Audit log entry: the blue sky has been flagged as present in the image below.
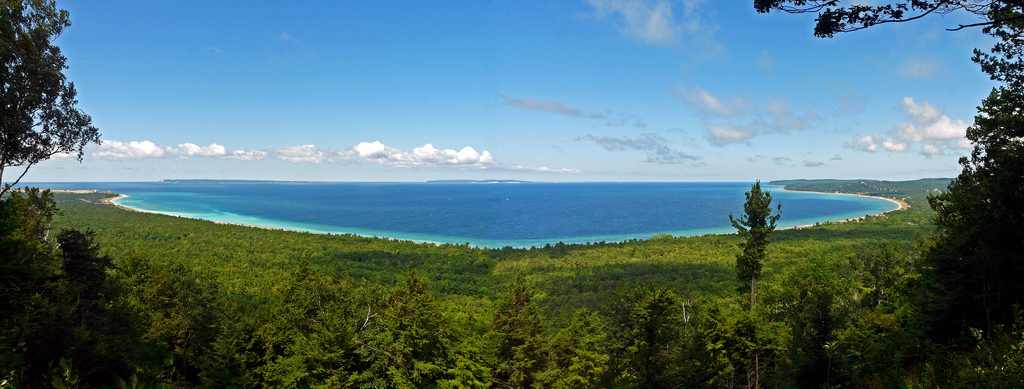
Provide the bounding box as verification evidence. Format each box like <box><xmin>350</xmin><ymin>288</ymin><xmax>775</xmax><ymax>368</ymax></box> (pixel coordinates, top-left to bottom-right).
<box><xmin>28</xmin><ymin>0</ymin><xmax>995</xmax><ymax>182</ymax></box>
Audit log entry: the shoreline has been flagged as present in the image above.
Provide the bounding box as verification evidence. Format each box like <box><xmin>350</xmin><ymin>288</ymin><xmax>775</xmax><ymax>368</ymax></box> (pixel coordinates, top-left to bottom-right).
<box><xmin>772</xmin><ymin>187</ymin><xmax>908</xmax><ymax>231</ymax></box>
<box><xmin>93</xmin><ymin>187</ymin><xmax>911</xmax><ymax>248</ymax></box>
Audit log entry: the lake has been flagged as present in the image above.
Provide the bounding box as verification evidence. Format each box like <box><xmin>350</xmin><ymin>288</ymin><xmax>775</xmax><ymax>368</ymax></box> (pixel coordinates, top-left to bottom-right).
<box><xmin>30</xmin><ymin>181</ymin><xmax>899</xmax><ymax>248</ymax></box>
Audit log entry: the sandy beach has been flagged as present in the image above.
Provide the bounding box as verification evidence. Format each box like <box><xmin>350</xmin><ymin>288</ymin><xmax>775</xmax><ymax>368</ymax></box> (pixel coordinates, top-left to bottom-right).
<box><xmin>775</xmin><ymin>188</ymin><xmax>909</xmax><ymax>231</ymax></box>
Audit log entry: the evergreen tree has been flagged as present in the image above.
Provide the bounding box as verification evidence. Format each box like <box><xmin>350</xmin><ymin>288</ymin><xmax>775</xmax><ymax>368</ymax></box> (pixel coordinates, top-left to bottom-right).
<box><xmin>492</xmin><ymin>279</ymin><xmax>546</xmax><ymax>389</ymax></box>
<box><xmin>536</xmin><ymin>309</ymin><xmax>610</xmax><ymax>389</ymax></box>
<box><xmin>0</xmin><ymin>189</ymin><xmax>58</xmax><ymax>383</ymax></box>
<box><xmin>753</xmin><ymin>0</ymin><xmax>1024</xmax><ymax>345</ymax></box>
<box><xmin>612</xmin><ymin>288</ymin><xmax>686</xmax><ymax>388</ymax></box>
<box><xmin>729</xmin><ymin>181</ymin><xmax>780</xmax><ymax>309</ymax></box>
<box><xmin>257</xmin><ymin>264</ymin><xmax>359</xmax><ymax>387</ymax></box>
<box><xmin>1</xmin><ymin>197</ymin><xmax>144</xmax><ymax>387</ymax></box>
<box><xmin>925</xmin><ymin>85</ymin><xmax>1024</xmax><ymax>340</ymax></box>
<box><xmin>352</xmin><ymin>275</ymin><xmax>454</xmax><ymax>388</ymax></box>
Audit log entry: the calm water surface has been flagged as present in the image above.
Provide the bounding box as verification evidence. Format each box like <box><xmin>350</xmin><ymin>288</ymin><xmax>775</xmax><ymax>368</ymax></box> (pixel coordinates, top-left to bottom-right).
<box><xmin>31</xmin><ymin>181</ymin><xmax>898</xmax><ymax>248</ymax></box>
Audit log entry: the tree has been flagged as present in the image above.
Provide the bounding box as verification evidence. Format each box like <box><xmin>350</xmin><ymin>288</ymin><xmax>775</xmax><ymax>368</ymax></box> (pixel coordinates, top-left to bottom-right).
<box><xmin>235</xmin><ymin>263</ymin><xmax>358</xmax><ymax>387</ymax></box>
<box><xmin>612</xmin><ymin>288</ymin><xmax>687</xmax><ymax>388</ymax></box>
<box><xmin>1</xmin><ymin>0</ymin><xmax>100</xmax><ymax>196</ymax></box>
<box><xmin>1</xmin><ymin>197</ymin><xmax>144</xmax><ymax>387</ymax></box>
<box><xmin>351</xmin><ymin>275</ymin><xmax>454</xmax><ymax>388</ymax></box>
<box><xmin>754</xmin><ymin>1</ymin><xmax>1024</xmax><ymax>37</ymax></box>
<box><xmin>924</xmin><ymin>87</ymin><xmax>1024</xmax><ymax>340</ymax></box>
<box><xmin>492</xmin><ymin>279</ymin><xmax>546</xmax><ymax>389</ymax></box>
<box><xmin>535</xmin><ymin>309</ymin><xmax>610</xmax><ymax>389</ymax></box>
<box><xmin>754</xmin><ymin>0</ymin><xmax>1024</xmax><ymax>343</ymax></box>
<box><xmin>704</xmin><ymin>309</ymin><xmax>788</xmax><ymax>389</ymax></box>
<box><xmin>44</xmin><ymin>229</ymin><xmax>138</xmax><ymax>386</ymax></box>
<box><xmin>729</xmin><ymin>180</ymin><xmax>780</xmax><ymax>309</ymax></box>
<box><xmin>0</xmin><ymin>189</ymin><xmax>58</xmax><ymax>380</ymax></box>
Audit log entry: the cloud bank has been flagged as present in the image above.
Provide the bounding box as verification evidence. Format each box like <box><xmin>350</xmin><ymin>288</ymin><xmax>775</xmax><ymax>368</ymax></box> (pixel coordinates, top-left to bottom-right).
<box><xmin>94</xmin><ymin>140</ymin><xmax>168</xmax><ymax>159</ymax></box>
<box><xmin>847</xmin><ymin>97</ymin><xmax>971</xmax><ymax>157</ymax></box>
<box><xmin>342</xmin><ymin>141</ymin><xmax>495</xmax><ymax>167</ymax></box>
<box><xmin>85</xmin><ymin>139</ymin><xmax>574</xmax><ymax>174</ymax></box>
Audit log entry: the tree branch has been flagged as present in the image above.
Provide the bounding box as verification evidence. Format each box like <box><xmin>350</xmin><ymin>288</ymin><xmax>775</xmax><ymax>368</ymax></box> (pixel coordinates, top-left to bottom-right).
<box><xmin>1</xmin><ymin>162</ymin><xmax>34</xmax><ymax>198</ymax></box>
<box><xmin>840</xmin><ymin>1</ymin><xmax>952</xmax><ymax>33</ymax></box>
<box><xmin>947</xmin><ymin>14</ymin><xmax>1024</xmax><ymax>31</ymax></box>
<box><xmin>0</xmin><ymin>155</ymin><xmax>6</xmax><ymax>191</ymax></box>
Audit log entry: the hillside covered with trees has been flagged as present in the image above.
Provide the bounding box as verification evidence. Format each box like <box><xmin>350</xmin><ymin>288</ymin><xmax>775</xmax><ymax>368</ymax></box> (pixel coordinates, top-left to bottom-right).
<box><xmin>3</xmin><ymin>0</ymin><xmax>1024</xmax><ymax>387</ymax></box>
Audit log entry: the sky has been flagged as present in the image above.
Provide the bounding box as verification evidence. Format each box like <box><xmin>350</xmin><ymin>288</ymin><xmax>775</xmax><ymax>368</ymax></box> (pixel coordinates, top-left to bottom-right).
<box><xmin>26</xmin><ymin>0</ymin><xmax>997</xmax><ymax>182</ymax></box>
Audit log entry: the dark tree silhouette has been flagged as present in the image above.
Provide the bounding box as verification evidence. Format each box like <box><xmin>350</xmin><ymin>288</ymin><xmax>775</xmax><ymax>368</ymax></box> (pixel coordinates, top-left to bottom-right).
<box><xmin>1</xmin><ymin>0</ymin><xmax>100</xmax><ymax>196</ymax></box>
<box><xmin>754</xmin><ymin>1</ymin><xmax>1023</xmax><ymax>36</ymax></box>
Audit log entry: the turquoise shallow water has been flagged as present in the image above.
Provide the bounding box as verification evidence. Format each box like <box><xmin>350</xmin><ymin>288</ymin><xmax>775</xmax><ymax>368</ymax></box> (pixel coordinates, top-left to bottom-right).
<box><xmin>34</xmin><ymin>181</ymin><xmax>899</xmax><ymax>248</ymax></box>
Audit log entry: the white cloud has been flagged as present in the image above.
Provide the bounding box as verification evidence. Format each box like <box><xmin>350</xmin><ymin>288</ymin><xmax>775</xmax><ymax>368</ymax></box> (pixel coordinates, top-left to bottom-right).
<box><xmin>585</xmin><ymin>0</ymin><xmax>678</xmax><ymax>44</ymax></box>
<box><xmin>83</xmin><ymin>139</ymin><xmax>571</xmax><ymax>174</ymax></box>
<box><xmin>354</xmin><ymin>141</ymin><xmax>402</xmax><ymax>161</ymax></box>
<box><xmin>94</xmin><ymin>140</ymin><xmax>167</xmax><ymax>159</ymax></box>
<box><xmin>172</xmin><ymin>143</ymin><xmax>227</xmax><ymax>157</ymax></box>
<box><xmin>706</xmin><ymin>125</ymin><xmax>754</xmax><ymax>146</ymax></box>
<box><xmin>225</xmin><ymin>149</ymin><xmax>268</xmax><ymax>161</ymax></box>
<box><xmin>898</xmin><ymin>58</ymin><xmax>940</xmax><ymax>79</ymax></box>
<box><xmin>344</xmin><ymin>141</ymin><xmax>496</xmax><ymax>167</ymax></box>
<box><xmin>881</xmin><ymin>139</ymin><xmax>908</xmax><ymax>152</ymax></box>
<box><xmin>275</xmin><ymin>144</ymin><xmax>325</xmax><ymax>163</ymax></box>
<box><xmin>509</xmin><ymin>165</ymin><xmax>582</xmax><ymax>174</ymax></box>
<box><xmin>93</xmin><ymin>140</ymin><xmax>272</xmax><ymax>161</ymax></box>
<box><xmin>848</xmin><ymin>97</ymin><xmax>971</xmax><ymax>157</ymax></box>
<box><xmin>898</xmin><ymin>97</ymin><xmax>968</xmax><ymax>141</ymax></box>
<box><xmin>847</xmin><ymin>135</ymin><xmax>879</xmax><ymax>152</ymax></box>
<box><xmin>849</xmin><ymin>135</ymin><xmax>905</xmax><ymax>153</ymax></box>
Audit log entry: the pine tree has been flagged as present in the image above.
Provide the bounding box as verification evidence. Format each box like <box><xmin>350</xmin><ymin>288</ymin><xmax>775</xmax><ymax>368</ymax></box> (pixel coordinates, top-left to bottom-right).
<box><xmin>492</xmin><ymin>280</ymin><xmax>546</xmax><ymax>389</ymax></box>
<box><xmin>729</xmin><ymin>180</ymin><xmax>780</xmax><ymax>309</ymax></box>
<box><xmin>536</xmin><ymin>309</ymin><xmax>610</xmax><ymax>389</ymax></box>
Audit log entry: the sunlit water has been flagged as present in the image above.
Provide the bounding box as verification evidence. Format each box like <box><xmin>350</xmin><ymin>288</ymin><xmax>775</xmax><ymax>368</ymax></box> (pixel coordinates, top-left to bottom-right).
<box><xmin>32</xmin><ymin>181</ymin><xmax>898</xmax><ymax>248</ymax></box>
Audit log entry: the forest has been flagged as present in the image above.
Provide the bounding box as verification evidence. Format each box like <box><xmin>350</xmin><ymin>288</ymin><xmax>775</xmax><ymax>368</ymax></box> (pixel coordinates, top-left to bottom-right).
<box><xmin>0</xmin><ymin>178</ymin><xmax>1016</xmax><ymax>387</ymax></box>
<box><xmin>3</xmin><ymin>0</ymin><xmax>1024</xmax><ymax>388</ymax></box>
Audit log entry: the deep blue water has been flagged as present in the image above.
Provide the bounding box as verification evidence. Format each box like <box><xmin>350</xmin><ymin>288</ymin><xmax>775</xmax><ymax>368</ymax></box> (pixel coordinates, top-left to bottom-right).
<box><xmin>30</xmin><ymin>181</ymin><xmax>898</xmax><ymax>248</ymax></box>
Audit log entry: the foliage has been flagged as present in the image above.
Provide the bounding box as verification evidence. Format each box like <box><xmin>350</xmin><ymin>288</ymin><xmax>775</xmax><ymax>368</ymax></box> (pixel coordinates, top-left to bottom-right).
<box><xmin>0</xmin><ymin>191</ymin><xmax>147</xmax><ymax>387</ymax></box>
<box><xmin>0</xmin><ymin>0</ymin><xmax>100</xmax><ymax>195</ymax></box>
<box><xmin>535</xmin><ymin>309</ymin><xmax>609</xmax><ymax>389</ymax></box>
<box><xmin>0</xmin><ymin>178</ymin><xmax>990</xmax><ymax>387</ymax></box>
<box><xmin>491</xmin><ymin>279</ymin><xmax>546</xmax><ymax>389</ymax></box>
<box><xmin>729</xmin><ymin>181</ymin><xmax>780</xmax><ymax>308</ymax></box>
<box><xmin>758</xmin><ymin>1</ymin><xmax>1024</xmax><ymax>384</ymax></box>
<box><xmin>923</xmin><ymin>86</ymin><xmax>1024</xmax><ymax>341</ymax></box>
<box><xmin>754</xmin><ymin>1</ymin><xmax>1021</xmax><ymax>38</ymax></box>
